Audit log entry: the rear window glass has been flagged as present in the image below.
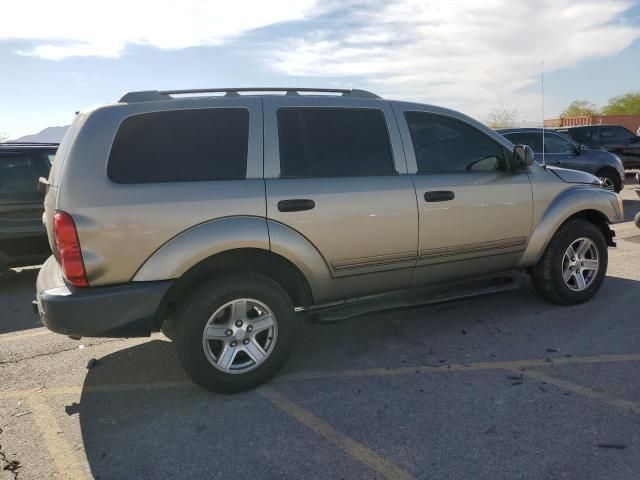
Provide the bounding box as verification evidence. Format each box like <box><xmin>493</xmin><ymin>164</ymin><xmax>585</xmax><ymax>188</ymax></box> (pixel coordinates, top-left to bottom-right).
<box><xmin>277</xmin><ymin>108</ymin><xmax>395</xmax><ymax>177</ymax></box>
<box><xmin>108</xmin><ymin>108</ymin><xmax>249</xmax><ymax>183</ymax></box>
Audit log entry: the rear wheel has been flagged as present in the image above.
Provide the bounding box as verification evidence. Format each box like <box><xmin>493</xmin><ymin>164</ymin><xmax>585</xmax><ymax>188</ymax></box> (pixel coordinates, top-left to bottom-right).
<box><xmin>174</xmin><ymin>272</ymin><xmax>296</xmax><ymax>393</ymax></box>
<box><xmin>531</xmin><ymin>219</ymin><xmax>607</xmax><ymax>305</ymax></box>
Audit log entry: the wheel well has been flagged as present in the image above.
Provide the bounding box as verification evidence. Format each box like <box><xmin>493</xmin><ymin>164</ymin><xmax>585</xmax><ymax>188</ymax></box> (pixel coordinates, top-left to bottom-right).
<box><xmin>595</xmin><ymin>166</ymin><xmax>618</xmax><ymax>177</ymax></box>
<box><xmin>563</xmin><ymin>210</ymin><xmax>615</xmax><ymax>247</ymax></box>
<box><xmin>156</xmin><ymin>248</ymin><xmax>313</xmax><ymax>330</ymax></box>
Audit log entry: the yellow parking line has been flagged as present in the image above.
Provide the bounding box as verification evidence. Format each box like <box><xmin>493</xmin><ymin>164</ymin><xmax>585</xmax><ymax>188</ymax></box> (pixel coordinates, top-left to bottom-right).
<box><xmin>0</xmin><ymin>381</ymin><xmax>195</xmax><ymax>400</ymax></box>
<box><xmin>517</xmin><ymin>369</ymin><xmax>640</xmax><ymax>415</ymax></box>
<box><xmin>2</xmin><ymin>353</ymin><xmax>640</xmax><ymax>400</ymax></box>
<box><xmin>259</xmin><ymin>386</ymin><xmax>415</xmax><ymax>480</ymax></box>
<box><xmin>0</xmin><ymin>329</ymin><xmax>51</xmax><ymax>343</ymax></box>
<box><xmin>279</xmin><ymin>353</ymin><xmax>640</xmax><ymax>382</ymax></box>
<box><xmin>27</xmin><ymin>395</ymin><xmax>89</xmax><ymax>480</ymax></box>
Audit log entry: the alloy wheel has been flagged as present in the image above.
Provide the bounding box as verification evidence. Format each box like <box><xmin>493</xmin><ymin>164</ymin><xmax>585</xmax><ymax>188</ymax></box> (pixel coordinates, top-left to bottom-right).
<box><xmin>201</xmin><ymin>298</ymin><xmax>278</xmax><ymax>374</ymax></box>
<box><xmin>598</xmin><ymin>176</ymin><xmax>615</xmax><ymax>191</ymax></box>
<box><xmin>561</xmin><ymin>237</ymin><xmax>599</xmax><ymax>292</ymax></box>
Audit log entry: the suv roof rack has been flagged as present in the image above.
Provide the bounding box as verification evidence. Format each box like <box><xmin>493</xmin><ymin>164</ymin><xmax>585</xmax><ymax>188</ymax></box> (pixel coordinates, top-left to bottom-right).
<box><xmin>119</xmin><ymin>87</ymin><xmax>381</xmax><ymax>103</ymax></box>
<box><xmin>0</xmin><ymin>142</ymin><xmax>59</xmax><ymax>146</ymax></box>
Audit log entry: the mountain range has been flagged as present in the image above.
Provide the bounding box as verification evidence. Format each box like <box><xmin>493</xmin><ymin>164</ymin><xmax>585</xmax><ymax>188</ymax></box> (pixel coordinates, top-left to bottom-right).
<box><xmin>9</xmin><ymin>126</ymin><xmax>69</xmax><ymax>143</ymax></box>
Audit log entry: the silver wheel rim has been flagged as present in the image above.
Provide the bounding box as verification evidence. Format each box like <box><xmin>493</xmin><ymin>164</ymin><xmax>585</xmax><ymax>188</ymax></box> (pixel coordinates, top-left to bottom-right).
<box><xmin>599</xmin><ymin>176</ymin><xmax>615</xmax><ymax>191</ymax></box>
<box><xmin>562</xmin><ymin>237</ymin><xmax>599</xmax><ymax>292</ymax></box>
<box><xmin>202</xmin><ymin>298</ymin><xmax>278</xmax><ymax>375</ymax></box>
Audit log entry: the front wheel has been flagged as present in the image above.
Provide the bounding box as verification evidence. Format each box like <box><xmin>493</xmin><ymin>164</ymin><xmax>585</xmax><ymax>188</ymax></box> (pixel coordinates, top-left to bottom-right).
<box><xmin>174</xmin><ymin>273</ymin><xmax>296</xmax><ymax>393</ymax></box>
<box><xmin>597</xmin><ymin>170</ymin><xmax>621</xmax><ymax>193</ymax></box>
<box><xmin>530</xmin><ymin>219</ymin><xmax>608</xmax><ymax>305</ymax></box>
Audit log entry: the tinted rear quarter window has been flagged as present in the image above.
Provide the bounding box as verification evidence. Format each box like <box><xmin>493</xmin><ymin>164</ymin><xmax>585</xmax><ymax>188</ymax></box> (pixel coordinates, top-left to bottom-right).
<box><xmin>277</xmin><ymin>108</ymin><xmax>395</xmax><ymax>177</ymax></box>
<box><xmin>566</xmin><ymin>128</ymin><xmax>590</xmax><ymax>144</ymax></box>
<box><xmin>108</xmin><ymin>108</ymin><xmax>249</xmax><ymax>183</ymax></box>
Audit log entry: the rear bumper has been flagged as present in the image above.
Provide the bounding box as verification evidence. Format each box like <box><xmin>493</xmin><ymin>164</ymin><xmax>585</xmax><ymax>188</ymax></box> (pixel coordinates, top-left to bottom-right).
<box><xmin>35</xmin><ymin>256</ymin><xmax>172</xmax><ymax>338</ymax></box>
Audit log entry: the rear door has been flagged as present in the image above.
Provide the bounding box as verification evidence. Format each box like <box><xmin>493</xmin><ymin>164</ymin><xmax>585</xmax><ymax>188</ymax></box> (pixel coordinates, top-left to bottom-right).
<box><xmin>264</xmin><ymin>96</ymin><xmax>418</xmax><ymax>301</ymax></box>
<box><xmin>605</xmin><ymin>126</ymin><xmax>640</xmax><ymax>168</ymax></box>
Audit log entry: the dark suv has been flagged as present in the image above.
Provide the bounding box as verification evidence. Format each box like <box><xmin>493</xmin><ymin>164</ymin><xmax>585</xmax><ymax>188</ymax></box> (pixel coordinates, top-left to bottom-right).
<box><xmin>555</xmin><ymin>125</ymin><xmax>640</xmax><ymax>170</ymax></box>
<box><xmin>499</xmin><ymin>128</ymin><xmax>625</xmax><ymax>192</ymax></box>
<box><xmin>0</xmin><ymin>142</ymin><xmax>56</xmax><ymax>273</ymax></box>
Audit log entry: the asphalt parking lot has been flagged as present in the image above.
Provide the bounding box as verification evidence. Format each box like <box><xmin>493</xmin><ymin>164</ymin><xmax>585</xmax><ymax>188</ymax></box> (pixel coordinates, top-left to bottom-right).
<box><xmin>1</xmin><ymin>180</ymin><xmax>639</xmax><ymax>480</ymax></box>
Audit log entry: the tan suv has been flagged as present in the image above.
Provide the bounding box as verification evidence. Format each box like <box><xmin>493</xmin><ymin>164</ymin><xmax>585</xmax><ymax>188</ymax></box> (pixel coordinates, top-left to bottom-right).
<box><xmin>35</xmin><ymin>87</ymin><xmax>623</xmax><ymax>393</ymax></box>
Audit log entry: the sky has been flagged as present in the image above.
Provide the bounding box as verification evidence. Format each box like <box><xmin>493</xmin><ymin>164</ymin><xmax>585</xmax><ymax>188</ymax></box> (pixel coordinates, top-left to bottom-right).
<box><xmin>1</xmin><ymin>0</ymin><xmax>639</xmax><ymax>139</ymax></box>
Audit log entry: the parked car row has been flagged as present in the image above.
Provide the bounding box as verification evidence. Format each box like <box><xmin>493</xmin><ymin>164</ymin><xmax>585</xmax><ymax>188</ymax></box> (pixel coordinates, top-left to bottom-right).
<box><xmin>0</xmin><ymin>142</ymin><xmax>56</xmax><ymax>273</ymax></box>
<box><xmin>498</xmin><ymin>128</ymin><xmax>626</xmax><ymax>192</ymax></box>
<box><xmin>556</xmin><ymin>125</ymin><xmax>640</xmax><ymax>170</ymax></box>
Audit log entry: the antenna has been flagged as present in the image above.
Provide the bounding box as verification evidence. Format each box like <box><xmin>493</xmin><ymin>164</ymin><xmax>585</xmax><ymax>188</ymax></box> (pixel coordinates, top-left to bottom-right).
<box><xmin>541</xmin><ymin>60</ymin><xmax>546</xmax><ymax>168</ymax></box>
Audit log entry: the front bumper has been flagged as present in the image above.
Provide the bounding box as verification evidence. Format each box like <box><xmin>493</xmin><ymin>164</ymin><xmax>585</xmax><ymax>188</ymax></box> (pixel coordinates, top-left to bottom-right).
<box><xmin>35</xmin><ymin>256</ymin><xmax>172</xmax><ymax>338</ymax></box>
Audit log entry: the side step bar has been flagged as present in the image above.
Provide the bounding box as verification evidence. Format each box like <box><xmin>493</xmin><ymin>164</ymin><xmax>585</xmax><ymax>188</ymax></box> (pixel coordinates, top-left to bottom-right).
<box><xmin>304</xmin><ymin>272</ymin><xmax>523</xmax><ymax>323</ymax></box>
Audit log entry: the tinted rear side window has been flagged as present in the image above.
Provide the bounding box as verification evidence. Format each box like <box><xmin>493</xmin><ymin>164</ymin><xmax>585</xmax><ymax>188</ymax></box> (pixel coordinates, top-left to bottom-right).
<box><xmin>566</xmin><ymin>128</ymin><xmax>591</xmax><ymax>144</ymax></box>
<box><xmin>277</xmin><ymin>108</ymin><xmax>394</xmax><ymax>177</ymax></box>
<box><xmin>108</xmin><ymin>108</ymin><xmax>249</xmax><ymax>183</ymax></box>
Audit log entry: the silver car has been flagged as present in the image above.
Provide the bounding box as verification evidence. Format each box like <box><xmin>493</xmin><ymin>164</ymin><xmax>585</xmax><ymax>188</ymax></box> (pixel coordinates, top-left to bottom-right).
<box><xmin>35</xmin><ymin>87</ymin><xmax>624</xmax><ymax>393</ymax></box>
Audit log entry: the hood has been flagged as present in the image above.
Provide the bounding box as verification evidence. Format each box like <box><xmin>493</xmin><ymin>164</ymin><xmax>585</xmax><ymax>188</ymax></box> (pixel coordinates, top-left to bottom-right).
<box><xmin>546</xmin><ymin>166</ymin><xmax>602</xmax><ymax>187</ymax></box>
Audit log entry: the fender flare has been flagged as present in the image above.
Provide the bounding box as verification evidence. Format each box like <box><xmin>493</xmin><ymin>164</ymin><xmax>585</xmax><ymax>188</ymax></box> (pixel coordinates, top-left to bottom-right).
<box><xmin>519</xmin><ymin>186</ymin><xmax>623</xmax><ymax>267</ymax></box>
<box><xmin>266</xmin><ymin>220</ymin><xmax>334</xmax><ymax>303</ymax></box>
<box><xmin>132</xmin><ymin>216</ymin><xmax>334</xmax><ymax>303</ymax></box>
<box><xmin>133</xmin><ymin>216</ymin><xmax>270</xmax><ymax>281</ymax></box>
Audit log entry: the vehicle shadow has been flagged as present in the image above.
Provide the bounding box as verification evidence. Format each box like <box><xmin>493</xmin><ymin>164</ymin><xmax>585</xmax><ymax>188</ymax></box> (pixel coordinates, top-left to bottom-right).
<box><xmin>76</xmin><ymin>275</ymin><xmax>640</xmax><ymax>479</ymax></box>
<box><xmin>0</xmin><ymin>268</ymin><xmax>41</xmax><ymax>334</ymax></box>
<box><xmin>622</xmin><ymin>198</ymin><xmax>640</xmax><ymax>222</ymax></box>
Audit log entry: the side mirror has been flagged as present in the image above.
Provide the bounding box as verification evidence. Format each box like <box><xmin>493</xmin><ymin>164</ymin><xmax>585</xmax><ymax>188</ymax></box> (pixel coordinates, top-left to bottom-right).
<box><xmin>512</xmin><ymin>145</ymin><xmax>534</xmax><ymax>171</ymax></box>
<box><xmin>573</xmin><ymin>144</ymin><xmax>586</xmax><ymax>156</ymax></box>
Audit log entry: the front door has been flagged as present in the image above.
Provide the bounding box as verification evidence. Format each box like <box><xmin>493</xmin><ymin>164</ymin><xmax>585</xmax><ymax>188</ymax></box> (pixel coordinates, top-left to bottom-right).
<box><xmin>393</xmin><ymin>105</ymin><xmax>533</xmax><ymax>286</ymax></box>
<box><xmin>543</xmin><ymin>131</ymin><xmax>582</xmax><ymax>170</ymax></box>
<box><xmin>263</xmin><ymin>96</ymin><xmax>418</xmax><ymax>301</ymax></box>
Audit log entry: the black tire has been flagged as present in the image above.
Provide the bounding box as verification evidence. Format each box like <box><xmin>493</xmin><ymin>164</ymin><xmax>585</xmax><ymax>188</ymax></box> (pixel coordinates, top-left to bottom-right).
<box><xmin>174</xmin><ymin>272</ymin><xmax>296</xmax><ymax>393</ymax></box>
<box><xmin>530</xmin><ymin>219</ymin><xmax>608</xmax><ymax>305</ymax></box>
<box><xmin>596</xmin><ymin>169</ymin><xmax>622</xmax><ymax>193</ymax></box>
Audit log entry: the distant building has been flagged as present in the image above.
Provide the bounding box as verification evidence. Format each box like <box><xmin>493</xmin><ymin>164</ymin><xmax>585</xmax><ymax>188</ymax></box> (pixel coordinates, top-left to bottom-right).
<box><xmin>544</xmin><ymin>114</ymin><xmax>640</xmax><ymax>133</ymax></box>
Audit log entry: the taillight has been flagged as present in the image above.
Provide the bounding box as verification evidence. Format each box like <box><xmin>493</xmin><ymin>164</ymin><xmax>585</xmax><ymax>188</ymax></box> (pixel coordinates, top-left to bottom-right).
<box><xmin>53</xmin><ymin>211</ymin><xmax>88</xmax><ymax>287</ymax></box>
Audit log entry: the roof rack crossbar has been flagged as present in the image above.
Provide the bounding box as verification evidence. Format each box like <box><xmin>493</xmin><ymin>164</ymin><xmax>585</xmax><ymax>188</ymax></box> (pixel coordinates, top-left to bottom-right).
<box><xmin>119</xmin><ymin>87</ymin><xmax>381</xmax><ymax>103</ymax></box>
<box><xmin>0</xmin><ymin>142</ymin><xmax>60</xmax><ymax>146</ymax></box>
